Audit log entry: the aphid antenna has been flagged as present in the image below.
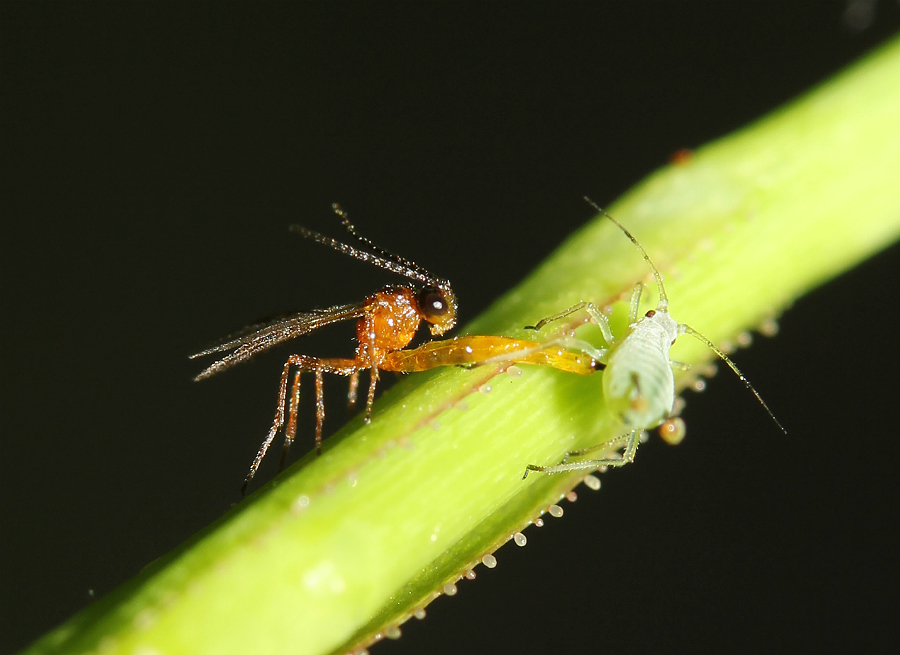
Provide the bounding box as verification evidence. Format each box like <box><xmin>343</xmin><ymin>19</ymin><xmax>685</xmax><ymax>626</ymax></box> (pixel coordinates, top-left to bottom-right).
<box><xmin>289</xmin><ymin>204</ymin><xmax>452</xmax><ymax>292</ymax></box>
<box><xmin>680</xmin><ymin>325</ymin><xmax>787</xmax><ymax>435</ymax></box>
<box><xmin>583</xmin><ymin>196</ymin><xmax>669</xmax><ymax>310</ymax></box>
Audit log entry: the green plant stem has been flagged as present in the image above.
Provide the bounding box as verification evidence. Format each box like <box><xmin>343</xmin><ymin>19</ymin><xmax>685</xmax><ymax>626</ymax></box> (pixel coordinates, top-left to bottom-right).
<box><xmin>25</xmin><ymin>36</ymin><xmax>900</xmax><ymax>655</ymax></box>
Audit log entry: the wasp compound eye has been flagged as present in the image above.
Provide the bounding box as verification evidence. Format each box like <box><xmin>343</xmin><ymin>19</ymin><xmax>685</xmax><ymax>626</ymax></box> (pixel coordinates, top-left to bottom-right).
<box><xmin>418</xmin><ymin>287</ymin><xmax>449</xmax><ymax>320</ymax></box>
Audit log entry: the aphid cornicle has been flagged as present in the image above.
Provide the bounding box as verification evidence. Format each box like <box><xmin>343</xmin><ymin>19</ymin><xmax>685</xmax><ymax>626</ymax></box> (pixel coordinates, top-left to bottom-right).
<box><xmin>523</xmin><ymin>197</ymin><xmax>786</xmax><ymax>478</ymax></box>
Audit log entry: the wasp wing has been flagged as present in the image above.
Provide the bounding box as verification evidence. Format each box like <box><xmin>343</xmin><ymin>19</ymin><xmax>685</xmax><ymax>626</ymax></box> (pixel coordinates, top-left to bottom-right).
<box><xmin>190</xmin><ymin>302</ymin><xmax>366</xmax><ymax>381</ymax></box>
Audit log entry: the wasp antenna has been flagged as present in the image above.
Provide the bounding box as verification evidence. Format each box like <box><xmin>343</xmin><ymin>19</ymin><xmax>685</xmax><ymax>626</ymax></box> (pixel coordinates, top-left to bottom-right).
<box><xmin>583</xmin><ymin>196</ymin><xmax>669</xmax><ymax>309</ymax></box>
<box><xmin>288</xmin><ymin>224</ymin><xmax>431</xmax><ymax>286</ymax></box>
<box><xmin>331</xmin><ymin>203</ymin><xmax>440</xmax><ymax>283</ymax></box>
<box><xmin>289</xmin><ymin>205</ymin><xmax>451</xmax><ymax>290</ymax></box>
<box><xmin>330</xmin><ymin>203</ymin><xmax>416</xmax><ymax>270</ymax></box>
<box><xmin>331</xmin><ymin>203</ymin><xmax>373</xmax><ymax>248</ymax></box>
<box><xmin>681</xmin><ymin>325</ymin><xmax>787</xmax><ymax>435</ymax></box>
<box><xmin>327</xmin><ymin>203</ymin><xmax>448</xmax><ymax>289</ymax></box>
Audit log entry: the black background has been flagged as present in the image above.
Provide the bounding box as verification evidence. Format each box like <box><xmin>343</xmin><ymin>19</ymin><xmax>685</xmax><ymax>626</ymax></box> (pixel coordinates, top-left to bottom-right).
<box><xmin>3</xmin><ymin>2</ymin><xmax>899</xmax><ymax>654</ymax></box>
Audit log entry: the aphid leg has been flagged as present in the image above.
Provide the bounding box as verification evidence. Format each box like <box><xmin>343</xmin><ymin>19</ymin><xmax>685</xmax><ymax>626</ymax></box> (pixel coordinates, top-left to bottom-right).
<box><xmin>553</xmin><ymin>337</ymin><xmax>606</xmax><ymax>362</ymax></box>
<box><xmin>314</xmin><ymin>369</ymin><xmax>325</xmax><ymax>454</ymax></box>
<box><xmin>529</xmin><ymin>301</ymin><xmax>615</xmax><ymax>347</ymax></box>
<box><xmin>560</xmin><ymin>429</ymin><xmax>640</xmax><ymax>464</ymax></box>
<box><xmin>627</xmin><ymin>282</ymin><xmax>643</xmax><ymax>323</ymax></box>
<box><xmin>525</xmin><ymin>302</ymin><xmax>587</xmax><ymax>331</ymax></box>
<box><xmin>522</xmin><ymin>429</ymin><xmax>641</xmax><ymax>479</ymax></box>
<box><xmin>527</xmin><ymin>303</ymin><xmax>585</xmax><ymax>331</ymax></box>
<box><xmin>279</xmin><ymin>369</ymin><xmax>302</xmax><ymax>471</ymax></box>
<box><xmin>347</xmin><ymin>371</ymin><xmax>360</xmax><ymax>411</ymax></box>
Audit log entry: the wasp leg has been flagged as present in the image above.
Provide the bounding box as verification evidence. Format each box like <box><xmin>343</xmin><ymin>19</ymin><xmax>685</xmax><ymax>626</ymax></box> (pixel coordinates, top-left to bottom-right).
<box><xmin>347</xmin><ymin>371</ymin><xmax>360</xmax><ymax>412</ymax></box>
<box><xmin>242</xmin><ymin>354</ymin><xmax>358</xmax><ymax>495</ymax></box>
<box><xmin>243</xmin><ymin>357</ymin><xmax>298</xmax><ymax>495</ymax></box>
<box><xmin>362</xmin><ymin>365</ymin><xmax>380</xmax><ymax>423</ymax></box>
<box><xmin>279</xmin><ymin>369</ymin><xmax>303</xmax><ymax>471</ymax></box>
<box><xmin>362</xmin><ymin>328</ymin><xmax>379</xmax><ymax>423</ymax></box>
<box><xmin>313</xmin><ymin>369</ymin><xmax>324</xmax><ymax>454</ymax></box>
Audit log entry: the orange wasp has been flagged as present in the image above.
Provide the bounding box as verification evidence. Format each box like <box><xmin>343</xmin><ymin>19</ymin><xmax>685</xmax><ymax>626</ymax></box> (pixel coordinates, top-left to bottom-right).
<box><xmin>192</xmin><ymin>204</ymin><xmax>598</xmax><ymax>491</ymax></box>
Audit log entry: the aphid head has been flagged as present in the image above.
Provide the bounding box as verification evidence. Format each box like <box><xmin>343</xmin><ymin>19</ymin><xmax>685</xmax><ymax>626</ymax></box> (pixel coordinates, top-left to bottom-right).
<box><xmin>641</xmin><ymin>305</ymin><xmax>680</xmax><ymax>344</ymax></box>
<box><xmin>418</xmin><ymin>282</ymin><xmax>458</xmax><ymax>335</ymax></box>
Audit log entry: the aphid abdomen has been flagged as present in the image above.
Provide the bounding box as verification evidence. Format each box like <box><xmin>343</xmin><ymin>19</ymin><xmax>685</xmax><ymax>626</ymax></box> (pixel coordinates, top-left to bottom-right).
<box><xmin>604</xmin><ymin>316</ymin><xmax>676</xmax><ymax>429</ymax></box>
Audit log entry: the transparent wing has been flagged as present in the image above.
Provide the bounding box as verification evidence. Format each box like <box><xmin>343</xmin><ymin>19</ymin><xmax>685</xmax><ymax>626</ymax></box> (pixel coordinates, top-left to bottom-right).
<box><xmin>190</xmin><ymin>301</ymin><xmax>366</xmax><ymax>380</ymax></box>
